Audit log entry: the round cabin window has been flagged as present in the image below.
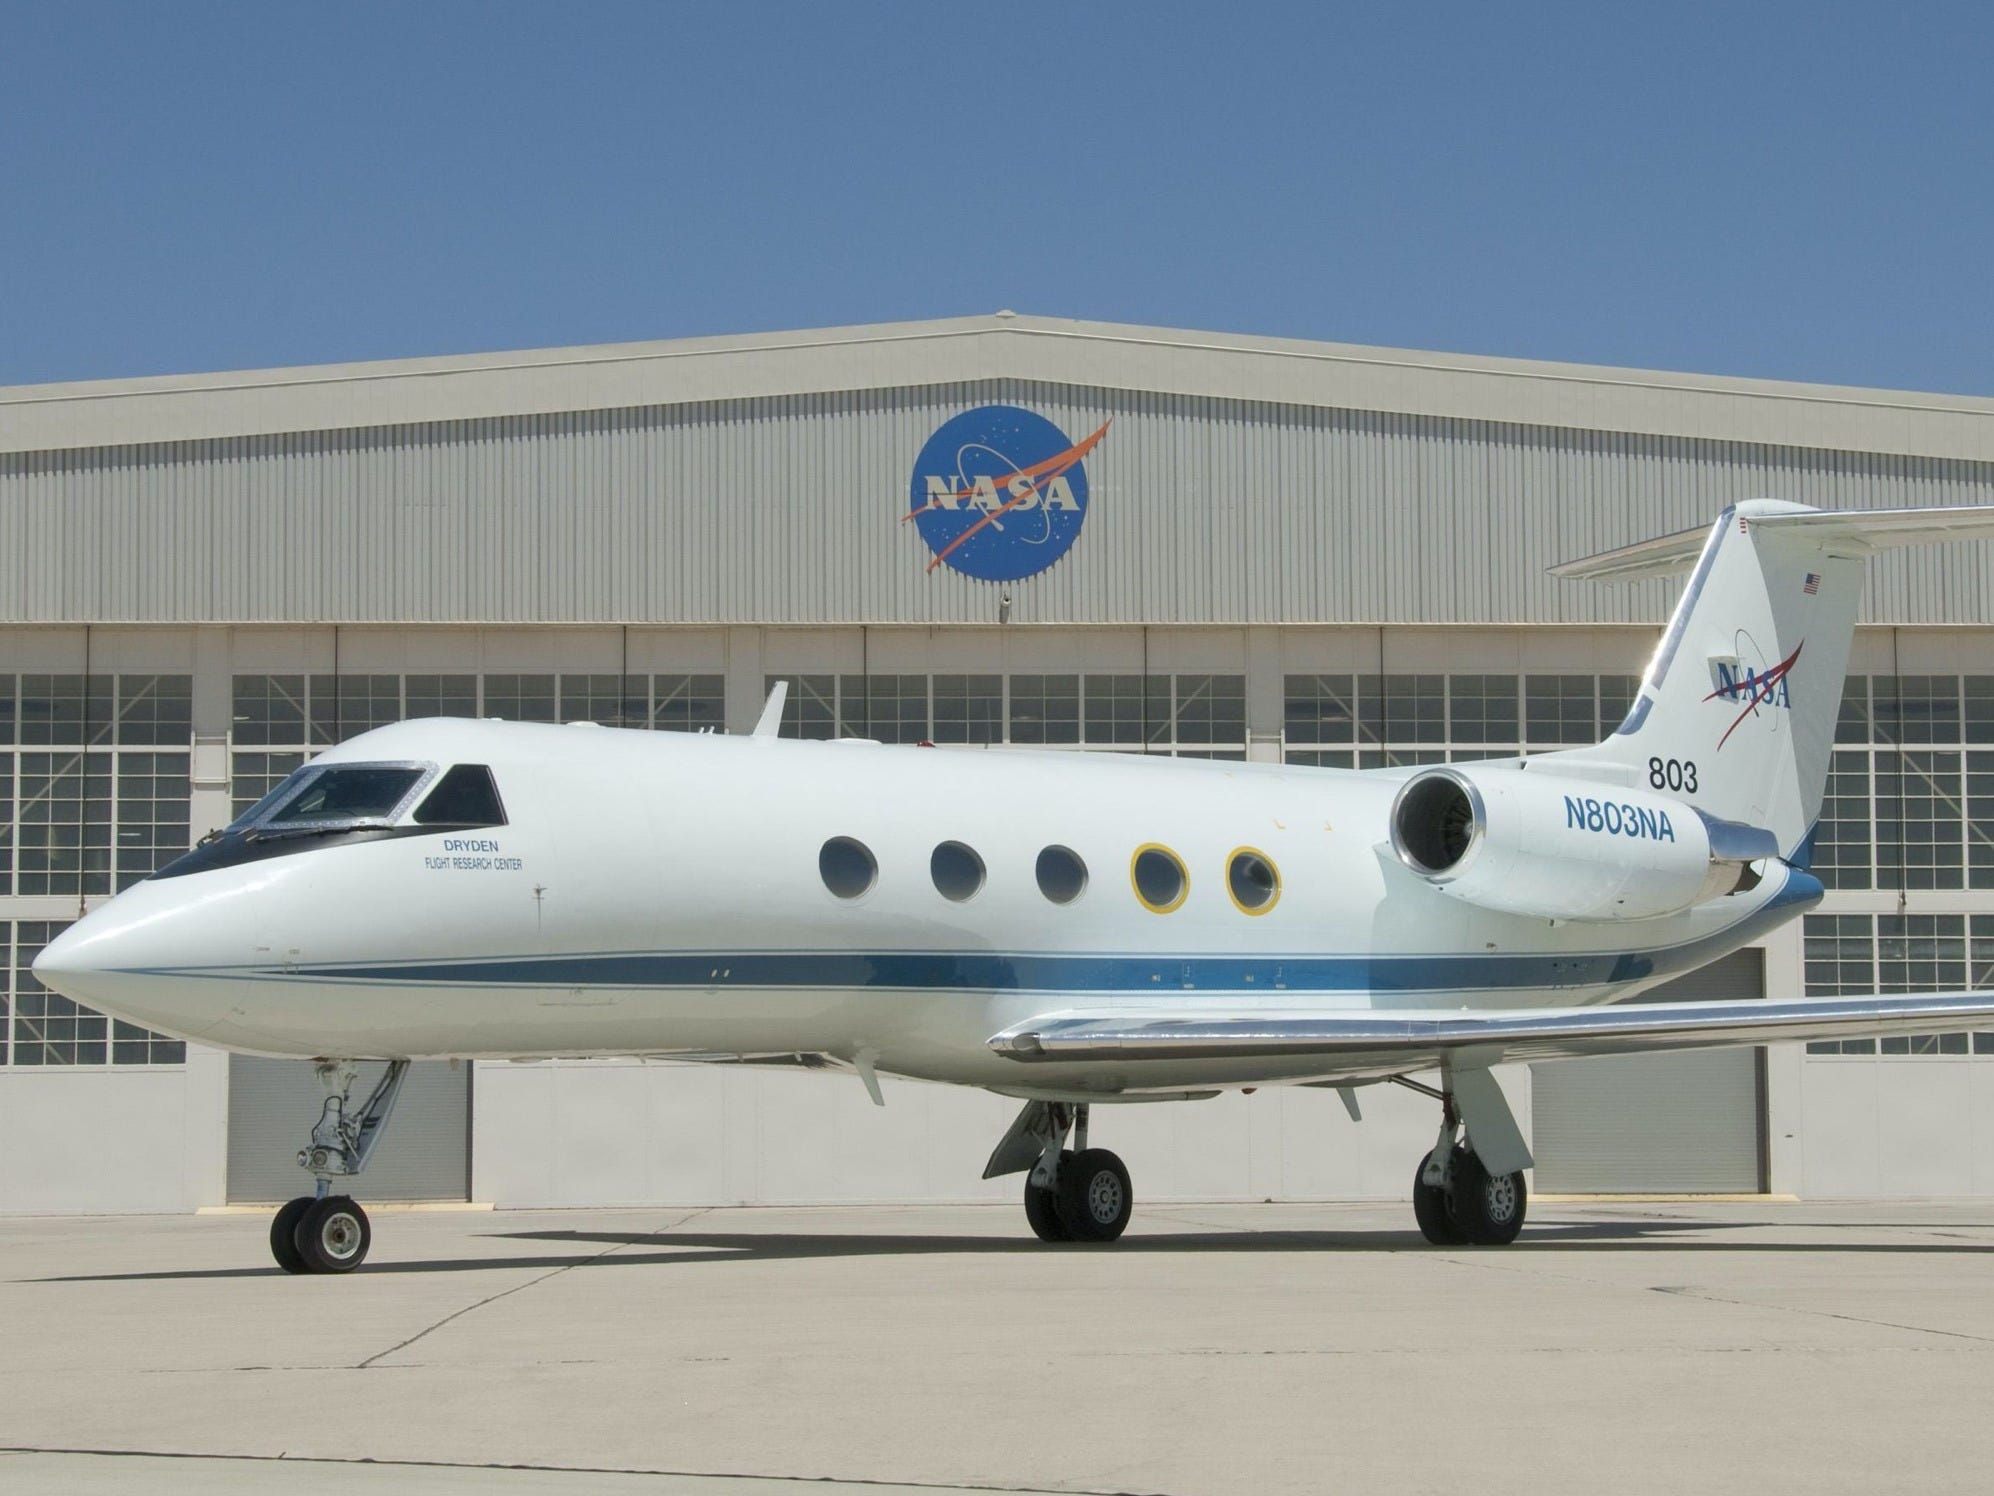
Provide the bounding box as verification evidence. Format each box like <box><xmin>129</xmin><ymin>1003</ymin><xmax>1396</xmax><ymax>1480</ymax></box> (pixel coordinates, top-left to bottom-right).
<box><xmin>930</xmin><ymin>840</ymin><xmax>986</xmax><ymax>902</ymax></box>
<box><xmin>819</xmin><ymin>836</ymin><xmax>877</xmax><ymax>900</ymax></box>
<box><xmin>1035</xmin><ymin>845</ymin><xmax>1088</xmax><ymax>905</ymax></box>
<box><xmin>1130</xmin><ymin>844</ymin><xmax>1189</xmax><ymax>914</ymax></box>
<box><xmin>1226</xmin><ymin>848</ymin><xmax>1281</xmax><ymax>915</ymax></box>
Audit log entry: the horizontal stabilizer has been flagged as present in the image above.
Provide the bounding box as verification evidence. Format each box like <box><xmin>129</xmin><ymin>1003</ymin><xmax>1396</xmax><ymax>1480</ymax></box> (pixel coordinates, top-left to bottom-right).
<box><xmin>990</xmin><ymin>991</ymin><xmax>1994</xmax><ymax>1078</ymax></box>
<box><xmin>1548</xmin><ymin>525</ymin><xmax>1709</xmax><ymax>583</ymax></box>
<box><xmin>1552</xmin><ymin>503</ymin><xmax>1994</xmax><ymax>583</ymax></box>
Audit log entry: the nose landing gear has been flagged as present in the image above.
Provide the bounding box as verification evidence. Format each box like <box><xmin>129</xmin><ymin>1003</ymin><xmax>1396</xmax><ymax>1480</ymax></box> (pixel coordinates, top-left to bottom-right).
<box><xmin>270</xmin><ymin>1058</ymin><xmax>408</xmax><ymax>1274</ymax></box>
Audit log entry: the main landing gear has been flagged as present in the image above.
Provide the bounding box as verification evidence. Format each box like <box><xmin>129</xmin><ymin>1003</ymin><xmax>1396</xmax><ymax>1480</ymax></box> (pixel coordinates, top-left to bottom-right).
<box><xmin>986</xmin><ymin>1100</ymin><xmax>1133</xmax><ymax>1243</ymax></box>
<box><xmin>1399</xmin><ymin>1078</ymin><xmax>1527</xmax><ymax>1247</ymax></box>
<box><xmin>270</xmin><ymin>1058</ymin><xmax>409</xmax><ymax>1274</ymax></box>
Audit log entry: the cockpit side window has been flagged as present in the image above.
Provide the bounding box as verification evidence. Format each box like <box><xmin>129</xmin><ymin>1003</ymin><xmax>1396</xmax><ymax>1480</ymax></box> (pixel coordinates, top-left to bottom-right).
<box><xmin>264</xmin><ymin>765</ymin><xmax>429</xmax><ymax>828</ymax></box>
<box><xmin>413</xmin><ymin>764</ymin><xmax>507</xmax><ymax>827</ymax></box>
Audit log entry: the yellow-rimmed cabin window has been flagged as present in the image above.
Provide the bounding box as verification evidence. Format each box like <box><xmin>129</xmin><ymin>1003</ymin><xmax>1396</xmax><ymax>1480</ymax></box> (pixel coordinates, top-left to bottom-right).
<box><xmin>1130</xmin><ymin>844</ymin><xmax>1188</xmax><ymax>914</ymax></box>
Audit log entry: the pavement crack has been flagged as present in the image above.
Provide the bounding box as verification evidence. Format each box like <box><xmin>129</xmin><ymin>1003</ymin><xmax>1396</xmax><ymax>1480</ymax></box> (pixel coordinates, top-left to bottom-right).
<box><xmin>0</xmin><ymin>1447</ymin><xmax>1174</xmax><ymax>1495</ymax></box>
<box><xmin>356</xmin><ymin>1207</ymin><xmax>711</xmax><ymax>1370</ymax></box>
<box><xmin>1647</xmin><ymin>1283</ymin><xmax>1994</xmax><ymax>1344</ymax></box>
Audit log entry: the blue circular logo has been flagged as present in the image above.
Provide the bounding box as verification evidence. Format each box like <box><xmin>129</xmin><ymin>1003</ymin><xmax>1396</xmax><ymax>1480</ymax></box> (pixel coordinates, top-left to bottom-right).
<box><xmin>906</xmin><ymin>405</ymin><xmax>1106</xmax><ymax>582</ymax></box>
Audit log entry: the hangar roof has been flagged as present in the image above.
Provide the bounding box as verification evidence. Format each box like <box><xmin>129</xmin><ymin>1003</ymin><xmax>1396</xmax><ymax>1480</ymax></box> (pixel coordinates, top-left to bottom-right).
<box><xmin>5</xmin><ymin>312</ymin><xmax>1994</xmax><ymax>461</ymax></box>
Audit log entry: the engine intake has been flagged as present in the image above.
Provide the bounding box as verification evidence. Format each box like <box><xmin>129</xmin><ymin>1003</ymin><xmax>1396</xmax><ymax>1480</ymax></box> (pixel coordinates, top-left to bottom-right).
<box><xmin>1393</xmin><ymin>770</ymin><xmax>1483</xmax><ymax>875</ymax></box>
<box><xmin>1388</xmin><ymin>765</ymin><xmax>1774</xmax><ymax>922</ymax></box>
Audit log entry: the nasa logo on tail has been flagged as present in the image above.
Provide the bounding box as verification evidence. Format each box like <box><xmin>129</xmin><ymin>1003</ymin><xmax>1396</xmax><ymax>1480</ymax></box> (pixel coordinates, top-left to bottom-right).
<box><xmin>1704</xmin><ymin>630</ymin><xmax>1801</xmax><ymax>750</ymax></box>
<box><xmin>905</xmin><ymin>405</ymin><xmax>1110</xmax><ymax>582</ymax></box>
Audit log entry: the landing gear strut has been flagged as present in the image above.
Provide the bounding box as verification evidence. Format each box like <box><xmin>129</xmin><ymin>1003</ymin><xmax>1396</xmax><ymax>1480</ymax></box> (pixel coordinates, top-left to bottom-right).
<box><xmin>1400</xmin><ymin>1078</ymin><xmax>1527</xmax><ymax>1247</ymax></box>
<box><xmin>270</xmin><ymin>1059</ymin><xmax>409</xmax><ymax>1274</ymax></box>
<box><xmin>987</xmin><ymin>1101</ymin><xmax>1133</xmax><ymax>1244</ymax></box>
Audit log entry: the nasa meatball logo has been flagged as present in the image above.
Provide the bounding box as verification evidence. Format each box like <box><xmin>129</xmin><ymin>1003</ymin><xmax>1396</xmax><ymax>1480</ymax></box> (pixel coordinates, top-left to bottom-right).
<box><xmin>905</xmin><ymin>405</ymin><xmax>1110</xmax><ymax>582</ymax></box>
<box><xmin>1704</xmin><ymin>628</ymin><xmax>1801</xmax><ymax>751</ymax></box>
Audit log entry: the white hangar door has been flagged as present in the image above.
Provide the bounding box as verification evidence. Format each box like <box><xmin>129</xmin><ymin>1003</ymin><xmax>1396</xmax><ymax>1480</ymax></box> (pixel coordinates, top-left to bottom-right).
<box><xmin>1530</xmin><ymin>949</ymin><xmax>1766</xmax><ymax>1194</ymax></box>
<box><xmin>227</xmin><ymin>1057</ymin><xmax>472</xmax><ymax>1203</ymax></box>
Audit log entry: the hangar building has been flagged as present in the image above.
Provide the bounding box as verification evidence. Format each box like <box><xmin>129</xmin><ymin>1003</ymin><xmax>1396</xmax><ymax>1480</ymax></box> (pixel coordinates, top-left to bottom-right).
<box><xmin>3</xmin><ymin>313</ymin><xmax>1993</xmax><ymax>1215</ymax></box>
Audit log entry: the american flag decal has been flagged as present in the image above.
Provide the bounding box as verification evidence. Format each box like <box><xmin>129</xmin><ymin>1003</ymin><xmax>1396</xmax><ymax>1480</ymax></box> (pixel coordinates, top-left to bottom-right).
<box><xmin>1803</xmin><ymin>573</ymin><xmax>1821</xmax><ymax>595</ymax></box>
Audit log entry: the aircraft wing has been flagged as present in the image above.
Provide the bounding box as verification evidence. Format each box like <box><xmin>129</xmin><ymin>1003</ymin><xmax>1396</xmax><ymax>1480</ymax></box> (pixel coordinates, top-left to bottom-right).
<box><xmin>988</xmin><ymin>992</ymin><xmax>1994</xmax><ymax>1076</ymax></box>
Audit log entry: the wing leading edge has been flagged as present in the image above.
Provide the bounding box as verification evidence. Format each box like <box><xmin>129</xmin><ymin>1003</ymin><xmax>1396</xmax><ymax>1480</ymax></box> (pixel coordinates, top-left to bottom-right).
<box><xmin>989</xmin><ymin>993</ymin><xmax>1994</xmax><ymax>1077</ymax></box>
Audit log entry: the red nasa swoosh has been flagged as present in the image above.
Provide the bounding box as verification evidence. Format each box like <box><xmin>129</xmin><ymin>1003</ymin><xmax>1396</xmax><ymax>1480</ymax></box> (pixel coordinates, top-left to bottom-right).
<box><xmin>1702</xmin><ymin>641</ymin><xmax>1803</xmax><ymax>750</ymax></box>
<box><xmin>904</xmin><ymin>419</ymin><xmax>1112</xmax><ymax>573</ymax></box>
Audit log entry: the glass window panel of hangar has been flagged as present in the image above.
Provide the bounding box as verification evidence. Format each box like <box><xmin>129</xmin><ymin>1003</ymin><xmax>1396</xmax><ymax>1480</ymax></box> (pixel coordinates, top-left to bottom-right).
<box><xmin>558</xmin><ymin>675</ymin><xmax>648</xmax><ymax>728</ymax></box>
<box><xmin>1804</xmin><ymin>912</ymin><xmax>1994</xmax><ymax>1057</ymax></box>
<box><xmin>231</xmin><ymin>672</ymin><xmax>725</xmax><ymax>797</ymax></box>
<box><xmin>1007</xmin><ymin>675</ymin><xmax>1080</xmax><ymax>745</ymax></box>
<box><xmin>2</xmin><ymin>676</ymin><xmax>192</xmax><ymax>899</ymax></box>
<box><xmin>931</xmin><ymin>676</ymin><xmax>1003</xmax><ymax>745</ymax></box>
<box><xmin>1282</xmin><ymin>674</ymin><xmax>1635</xmax><ymax>769</ymax></box>
<box><xmin>1817</xmin><ymin>673</ymin><xmax>1994</xmax><ymax>894</ymax></box>
<box><xmin>405</xmin><ymin>675</ymin><xmax>479</xmax><ymax>720</ymax></box>
<box><xmin>865</xmin><ymin>676</ymin><xmax>931</xmax><ymax>745</ymax></box>
<box><xmin>0</xmin><ymin>677</ymin><xmax>193</xmax><ymax>1067</ymax></box>
<box><xmin>765</xmin><ymin>674</ymin><xmax>1247</xmax><ymax>757</ymax></box>
<box><xmin>10</xmin><ymin>920</ymin><xmax>102</xmax><ymax>1066</ymax></box>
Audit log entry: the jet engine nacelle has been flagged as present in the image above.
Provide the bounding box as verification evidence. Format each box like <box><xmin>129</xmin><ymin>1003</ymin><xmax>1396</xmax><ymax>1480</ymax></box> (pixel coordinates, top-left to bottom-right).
<box><xmin>1388</xmin><ymin>765</ymin><xmax>1774</xmax><ymax>922</ymax></box>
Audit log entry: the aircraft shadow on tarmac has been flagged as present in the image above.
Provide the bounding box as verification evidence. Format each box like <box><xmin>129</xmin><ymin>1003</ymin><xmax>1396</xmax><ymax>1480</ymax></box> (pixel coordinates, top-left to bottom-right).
<box><xmin>33</xmin><ymin>1218</ymin><xmax>1994</xmax><ymax>1283</ymax></box>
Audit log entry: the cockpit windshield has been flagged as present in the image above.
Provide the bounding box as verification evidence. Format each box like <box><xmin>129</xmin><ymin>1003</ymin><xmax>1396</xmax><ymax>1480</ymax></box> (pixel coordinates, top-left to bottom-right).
<box><xmin>266</xmin><ymin>765</ymin><xmax>428</xmax><ymax>826</ymax></box>
<box><xmin>157</xmin><ymin>759</ymin><xmax>504</xmax><ymax>880</ymax></box>
<box><xmin>230</xmin><ymin>763</ymin><xmax>434</xmax><ymax>838</ymax></box>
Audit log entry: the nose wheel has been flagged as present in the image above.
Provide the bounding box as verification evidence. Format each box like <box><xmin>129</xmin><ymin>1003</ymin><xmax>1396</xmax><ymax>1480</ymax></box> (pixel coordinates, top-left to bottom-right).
<box><xmin>271</xmin><ymin>1194</ymin><xmax>373</xmax><ymax>1273</ymax></box>
<box><xmin>269</xmin><ymin>1059</ymin><xmax>406</xmax><ymax>1274</ymax></box>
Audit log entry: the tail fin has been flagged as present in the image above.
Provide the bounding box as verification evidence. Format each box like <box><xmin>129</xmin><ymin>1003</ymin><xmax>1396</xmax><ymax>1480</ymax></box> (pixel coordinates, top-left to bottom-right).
<box><xmin>1546</xmin><ymin>500</ymin><xmax>1994</xmax><ymax>862</ymax></box>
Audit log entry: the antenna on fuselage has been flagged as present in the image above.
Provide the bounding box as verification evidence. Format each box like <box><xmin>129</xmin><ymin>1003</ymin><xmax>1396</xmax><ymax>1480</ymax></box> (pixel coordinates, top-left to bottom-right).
<box><xmin>751</xmin><ymin>680</ymin><xmax>789</xmax><ymax>739</ymax></box>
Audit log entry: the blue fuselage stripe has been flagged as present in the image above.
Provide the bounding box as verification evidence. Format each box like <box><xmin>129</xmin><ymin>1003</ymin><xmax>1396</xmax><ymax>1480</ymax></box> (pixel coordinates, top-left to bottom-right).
<box><xmin>203</xmin><ymin>870</ymin><xmax>1819</xmax><ymax>995</ymax></box>
<box><xmin>300</xmin><ymin>949</ymin><xmax>1627</xmax><ymax>992</ymax></box>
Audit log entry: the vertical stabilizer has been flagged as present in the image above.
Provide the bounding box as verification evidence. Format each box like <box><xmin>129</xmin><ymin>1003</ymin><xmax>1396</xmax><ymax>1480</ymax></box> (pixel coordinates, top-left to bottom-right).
<box><xmin>1546</xmin><ymin>500</ymin><xmax>1863</xmax><ymax>861</ymax></box>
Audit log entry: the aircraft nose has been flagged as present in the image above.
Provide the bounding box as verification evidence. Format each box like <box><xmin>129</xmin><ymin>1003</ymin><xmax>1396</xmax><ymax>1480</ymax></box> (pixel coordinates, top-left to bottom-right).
<box><xmin>33</xmin><ymin>910</ymin><xmax>150</xmax><ymax>1007</ymax></box>
<box><xmin>32</xmin><ymin>919</ymin><xmax>109</xmax><ymax>999</ymax></box>
<box><xmin>30</xmin><ymin>893</ymin><xmax>235</xmax><ymax>1041</ymax></box>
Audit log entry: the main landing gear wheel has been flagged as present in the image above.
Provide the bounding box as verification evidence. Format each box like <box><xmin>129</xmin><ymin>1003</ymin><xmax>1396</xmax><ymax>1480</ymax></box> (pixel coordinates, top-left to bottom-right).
<box><xmin>1404</xmin><ymin>1077</ymin><xmax>1528</xmax><ymax>1248</ymax></box>
<box><xmin>1024</xmin><ymin>1158</ymin><xmax>1072</xmax><ymax>1242</ymax></box>
<box><xmin>1450</xmin><ymin>1146</ymin><xmax>1526</xmax><ymax>1246</ymax></box>
<box><xmin>270</xmin><ymin>1196</ymin><xmax>313</xmax><ymax>1274</ymax></box>
<box><xmin>1411</xmin><ymin>1152</ymin><xmax>1466</xmax><ymax>1246</ymax></box>
<box><xmin>994</xmin><ymin>1102</ymin><xmax>1135</xmax><ymax>1245</ymax></box>
<box><xmin>1055</xmin><ymin>1148</ymin><xmax>1132</xmax><ymax>1243</ymax></box>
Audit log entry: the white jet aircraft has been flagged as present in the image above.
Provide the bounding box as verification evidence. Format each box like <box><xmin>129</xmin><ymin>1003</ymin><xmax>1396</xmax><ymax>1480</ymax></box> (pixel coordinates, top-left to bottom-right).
<box><xmin>36</xmin><ymin>499</ymin><xmax>1994</xmax><ymax>1273</ymax></box>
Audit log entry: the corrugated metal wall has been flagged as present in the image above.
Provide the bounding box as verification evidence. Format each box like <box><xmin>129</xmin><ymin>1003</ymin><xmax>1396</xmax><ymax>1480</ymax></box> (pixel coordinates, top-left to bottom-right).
<box><xmin>1531</xmin><ymin>949</ymin><xmax>1767</xmax><ymax>1194</ymax></box>
<box><xmin>5</xmin><ymin>379</ymin><xmax>1994</xmax><ymax>626</ymax></box>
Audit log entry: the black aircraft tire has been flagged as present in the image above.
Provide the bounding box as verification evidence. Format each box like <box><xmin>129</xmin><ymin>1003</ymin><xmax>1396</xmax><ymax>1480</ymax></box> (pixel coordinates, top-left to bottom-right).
<box><xmin>1450</xmin><ymin>1147</ymin><xmax>1526</xmax><ymax>1246</ymax></box>
<box><xmin>295</xmin><ymin>1195</ymin><xmax>372</xmax><ymax>1273</ymax></box>
<box><xmin>1024</xmin><ymin>1176</ymin><xmax>1071</xmax><ymax>1242</ymax></box>
<box><xmin>1055</xmin><ymin>1148</ymin><xmax>1133</xmax><ymax>1243</ymax></box>
<box><xmin>1411</xmin><ymin>1153</ymin><xmax>1466</xmax><ymax>1246</ymax></box>
<box><xmin>270</xmin><ymin>1196</ymin><xmax>314</xmax><ymax>1273</ymax></box>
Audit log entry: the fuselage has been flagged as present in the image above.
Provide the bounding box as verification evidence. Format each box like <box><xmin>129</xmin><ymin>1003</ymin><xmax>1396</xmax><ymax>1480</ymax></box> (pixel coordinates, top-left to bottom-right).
<box><xmin>36</xmin><ymin>718</ymin><xmax>1818</xmax><ymax>1097</ymax></box>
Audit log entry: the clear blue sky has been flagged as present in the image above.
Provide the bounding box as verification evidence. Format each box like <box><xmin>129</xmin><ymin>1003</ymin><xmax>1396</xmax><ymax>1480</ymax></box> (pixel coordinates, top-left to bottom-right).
<box><xmin>3</xmin><ymin>2</ymin><xmax>1991</xmax><ymax>393</ymax></box>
